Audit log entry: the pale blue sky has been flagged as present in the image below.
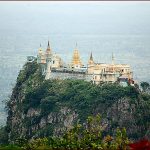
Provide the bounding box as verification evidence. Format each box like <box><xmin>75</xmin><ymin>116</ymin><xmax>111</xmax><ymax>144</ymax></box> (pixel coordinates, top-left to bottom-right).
<box><xmin>0</xmin><ymin>1</ymin><xmax>150</xmax><ymax>35</ymax></box>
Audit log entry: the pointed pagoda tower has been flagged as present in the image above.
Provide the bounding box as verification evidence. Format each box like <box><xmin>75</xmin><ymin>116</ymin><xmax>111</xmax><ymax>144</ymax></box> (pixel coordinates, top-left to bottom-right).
<box><xmin>87</xmin><ymin>52</ymin><xmax>95</xmax><ymax>74</ymax></box>
<box><xmin>71</xmin><ymin>43</ymin><xmax>82</xmax><ymax>69</ymax></box>
<box><xmin>37</xmin><ymin>44</ymin><xmax>46</xmax><ymax>75</ymax></box>
<box><xmin>46</xmin><ymin>41</ymin><xmax>52</xmax><ymax>57</ymax></box>
<box><xmin>37</xmin><ymin>44</ymin><xmax>46</xmax><ymax>64</ymax></box>
<box><xmin>88</xmin><ymin>52</ymin><xmax>94</xmax><ymax>65</ymax></box>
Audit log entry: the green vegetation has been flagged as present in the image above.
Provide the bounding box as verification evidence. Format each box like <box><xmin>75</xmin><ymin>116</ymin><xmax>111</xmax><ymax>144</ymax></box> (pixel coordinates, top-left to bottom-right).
<box><xmin>0</xmin><ymin>115</ymin><xmax>131</xmax><ymax>150</ymax></box>
<box><xmin>23</xmin><ymin>79</ymin><xmax>139</xmax><ymax>120</ymax></box>
<box><xmin>1</xmin><ymin>114</ymin><xmax>150</xmax><ymax>150</ymax></box>
<box><xmin>140</xmin><ymin>82</ymin><xmax>150</xmax><ymax>92</ymax></box>
<box><xmin>0</xmin><ymin>126</ymin><xmax>8</xmax><ymax>145</ymax></box>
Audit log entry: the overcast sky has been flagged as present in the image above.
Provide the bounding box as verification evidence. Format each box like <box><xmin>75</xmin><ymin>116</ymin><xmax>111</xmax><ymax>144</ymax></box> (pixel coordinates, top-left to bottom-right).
<box><xmin>0</xmin><ymin>1</ymin><xmax>150</xmax><ymax>35</ymax></box>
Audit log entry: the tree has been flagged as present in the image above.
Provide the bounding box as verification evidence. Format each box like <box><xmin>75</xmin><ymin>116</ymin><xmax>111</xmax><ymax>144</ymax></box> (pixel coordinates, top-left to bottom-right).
<box><xmin>140</xmin><ymin>82</ymin><xmax>150</xmax><ymax>92</ymax></box>
<box><xmin>0</xmin><ymin>127</ymin><xmax>8</xmax><ymax>145</ymax></box>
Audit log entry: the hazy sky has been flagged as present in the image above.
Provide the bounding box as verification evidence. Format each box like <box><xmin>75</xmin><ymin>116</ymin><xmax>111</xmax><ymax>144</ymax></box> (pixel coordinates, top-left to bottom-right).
<box><xmin>0</xmin><ymin>1</ymin><xmax>150</xmax><ymax>35</ymax></box>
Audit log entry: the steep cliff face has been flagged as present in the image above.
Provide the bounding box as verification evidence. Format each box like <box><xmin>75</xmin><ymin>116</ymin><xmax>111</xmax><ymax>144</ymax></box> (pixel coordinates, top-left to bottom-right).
<box><xmin>6</xmin><ymin>61</ymin><xmax>150</xmax><ymax>142</ymax></box>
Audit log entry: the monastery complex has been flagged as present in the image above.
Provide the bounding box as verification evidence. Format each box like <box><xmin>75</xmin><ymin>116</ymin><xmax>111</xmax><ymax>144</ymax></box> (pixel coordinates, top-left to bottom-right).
<box><xmin>33</xmin><ymin>41</ymin><xmax>134</xmax><ymax>86</ymax></box>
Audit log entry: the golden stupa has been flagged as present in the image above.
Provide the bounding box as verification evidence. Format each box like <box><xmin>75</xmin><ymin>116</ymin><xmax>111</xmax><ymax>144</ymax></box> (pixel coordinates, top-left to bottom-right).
<box><xmin>71</xmin><ymin>43</ymin><xmax>82</xmax><ymax>67</ymax></box>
